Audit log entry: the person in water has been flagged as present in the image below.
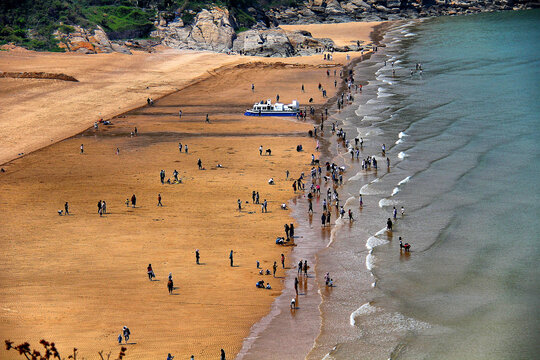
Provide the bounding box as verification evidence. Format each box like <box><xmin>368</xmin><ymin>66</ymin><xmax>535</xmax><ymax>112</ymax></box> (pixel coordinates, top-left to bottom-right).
<box><xmin>387</xmin><ymin>218</ymin><xmax>393</xmax><ymax>231</ymax></box>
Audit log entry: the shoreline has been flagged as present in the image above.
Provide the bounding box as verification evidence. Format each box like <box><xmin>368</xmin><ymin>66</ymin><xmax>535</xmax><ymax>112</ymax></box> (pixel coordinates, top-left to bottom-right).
<box><xmin>0</xmin><ymin>21</ymin><xmax>382</xmax><ymax>360</ymax></box>
<box><xmin>234</xmin><ymin>22</ymin><xmax>392</xmax><ymax>360</ymax></box>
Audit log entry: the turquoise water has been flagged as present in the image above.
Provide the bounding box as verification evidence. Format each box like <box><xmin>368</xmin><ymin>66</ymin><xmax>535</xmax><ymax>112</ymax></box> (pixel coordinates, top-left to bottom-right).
<box><xmin>309</xmin><ymin>10</ymin><xmax>540</xmax><ymax>359</ymax></box>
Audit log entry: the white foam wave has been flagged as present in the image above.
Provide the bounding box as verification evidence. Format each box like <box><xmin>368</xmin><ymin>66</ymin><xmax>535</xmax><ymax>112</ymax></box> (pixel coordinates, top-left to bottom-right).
<box><xmin>348</xmin><ymin>171</ymin><xmax>363</xmax><ymax>182</ymax></box>
<box><xmin>398</xmin><ymin>131</ymin><xmax>408</xmax><ymax>138</ymax></box>
<box><xmin>366</xmin><ymin>236</ymin><xmax>390</xmax><ymax>250</ymax></box>
<box><xmin>395</xmin><ymin>139</ymin><xmax>403</xmax><ymax>145</ymax></box>
<box><xmin>366</xmin><ymin>251</ymin><xmax>374</xmax><ymax>271</ymax></box>
<box><xmin>398</xmin><ymin>151</ymin><xmax>408</xmax><ymax>159</ymax></box>
<box><xmin>366</xmin><ymin>99</ymin><xmax>380</xmax><ymax>105</ymax></box>
<box><xmin>404</xmin><ymin>32</ymin><xmax>417</xmax><ymax>37</ymax></box>
<box><xmin>375</xmin><ymin>227</ymin><xmax>387</xmax><ymax>236</ymax></box>
<box><xmin>360</xmin><ymin>183</ymin><xmax>384</xmax><ymax>196</ymax></box>
<box><xmin>379</xmin><ymin>198</ymin><xmax>399</xmax><ymax>208</ymax></box>
<box><xmin>398</xmin><ymin>176</ymin><xmax>411</xmax><ymax>185</ymax></box>
<box><xmin>344</xmin><ymin>196</ymin><xmax>356</xmax><ymax>207</ymax></box>
<box><xmin>391</xmin><ymin>187</ymin><xmax>400</xmax><ymax>196</ymax></box>
<box><xmin>350</xmin><ymin>303</ymin><xmax>379</xmax><ymax>326</ymax></box>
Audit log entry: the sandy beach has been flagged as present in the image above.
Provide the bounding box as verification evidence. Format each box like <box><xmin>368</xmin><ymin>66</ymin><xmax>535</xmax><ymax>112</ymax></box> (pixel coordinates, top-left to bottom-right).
<box><xmin>0</xmin><ymin>21</ymin><xmax>379</xmax><ymax>359</ymax></box>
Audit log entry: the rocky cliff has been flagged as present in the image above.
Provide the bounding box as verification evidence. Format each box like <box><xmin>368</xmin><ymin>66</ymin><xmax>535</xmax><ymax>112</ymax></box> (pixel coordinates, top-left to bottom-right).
<box><xmin>51</xmin><ymin>1</ymin><xmax>537</xmax><ymax>57</ymax></box>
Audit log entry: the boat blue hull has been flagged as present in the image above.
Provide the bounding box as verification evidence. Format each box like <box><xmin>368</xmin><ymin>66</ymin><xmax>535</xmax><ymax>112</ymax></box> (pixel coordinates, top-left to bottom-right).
<box><xmin>244</xmin><ymin>111</ymin><xmax>298</xmax><ymax>117</ymax></box>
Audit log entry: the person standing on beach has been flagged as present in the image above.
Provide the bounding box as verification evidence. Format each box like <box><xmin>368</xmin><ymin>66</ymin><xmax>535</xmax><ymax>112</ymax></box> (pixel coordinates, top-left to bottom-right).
<box><xmin>122</xmin><ymin>326</ymin><xmax>130</xmax><ymax>344</ymax></box>
<box><xmin>326</xmin><ymin>212</ymin><xmax>331</xmax><ymax>226</ymax></box>
<box><xmin>229</xmin><ymin>250</ymin><xmax>234</xmax><ymax>267</ymax></box>
<box><xmin>286</xmin><ymin>170</ymin><xmax>289</xmax><ymax>179</ymax></box>
<box><xmin>131</xmin><ymin>194</ymin><xmax>136</xmax><ymax>208</ymax></box>
<box><xmin>393</xmin><ymin>207</ymin><xmax>397</xmax><ymax>220</ymax></box>
<box><xmin>301</xmin><ymin>84</ymin><xmax>304</xmax><ymax>92</ymax></box>
<box><xmin>205</xmin><ymin>114</ymin><xmax>209</xmax><ymax>123</ymax></box>
<box><xmin>359</xmin><ymin>195</ymin><xmax>363</xmax><ymax>208</ymax></box>
<box><xmin>294</xmin><ymin>277</ymin><xmax>299</xmax><ymax>295</ymax></box>
<box><xmin>195</xmin><ymin>249</ymin><xmax>200</xmax><ymax>264</ymax></box>
<box><xmin>273</xmin><ymin>261</ymin><xmax>277</xmax><ymax>277</ymax></box>
<box><xmin>255</xmin><ymin>192</ymin><xmax>259</xmax><ymax>204</ymax></box>
<box><xmin>185</xmin><ymin>144</ymin><xmax>188</xmax><ymax>153</ymax></box>
<box><xmin>178</xmin><ymin>142</ymin><xmax>182</xmax><ymax>152</ymax></box>
<box><xmin>252</xmin><ymin>191</ymin><xmax>256</xmax><ymax>203</ymax></box>
<box><xmin>281</xmin><ymin>253</ymin><xmax>285</xmax><ymax>268</ymax></box>
<box><xmin>102</xmin><ymin>200</ymin><xmax>107</xmax><ymax>214</ymax></box>
<box><xmin>97</xmin><ymin>200</ymin><xmax>102</xmax><ymax>215</ymax></box>
<box><xmin>251</xmin><ymin>84</ymin><xmax>254</xmax><ymax>92</ymax></box>
<box><xmin>298</xmin><ymin>261</ymin><xmax>303</xmax><ymax>275</ymax></box>
<box><xmin>221</xmin><ymin>349</ymin><xmax>226</xmax><ymax>360</ymax></box>
<box><xmin>303</xmin><ymin>260</ymin><xmax>308</xmax><ymax>276</ymax></box>
<box><xmin>259</xmin><ymin>145</ymin><xmax>263</xmax><ymax>156</ymax></box>
<box><xmin>147</xmin><ymin>264</ymin><xmax>154</xmax><ymax>280</ymax></box>
<box><xmin>290</xmin><ymin>224</ymin><xmax>294</xmax><ymax>238</ymax></box>
<box><xmin>387</xmin><ymin>157</ymin><xmax>390</xmax><ymax>168</ymax></box>
<box><xmin>197</xmin><ymin>159</ymin><xmax>202</xmax><ymax>170</ymax></box>
<box><xmin>401</xmin><ymin>206</ymin><xmax>405</xmax><ymax>217</ymax></box>
<box><xmin>321</xmin><ymin>213</ymin><xmax>326</xmax><ymax>227</ymax></box>
<box><xmin>263</xmin><ymin>199</ymin><xmax>268</xmax><ymax>213</ymax></box>
<box><xmin>64</xmin><ymin>202</ymin><xmax>69</xmax><ymax>215</ymax></box>
<box><xmin>80</xmin><ymin>144</ymin><xmax>84</xmax><ymax>154</ymax></box>
<box><xmin>178</xmin><ymin>109</ymin><xmax>182</xmax><ymax>119</ymax></box>
<box><xmin>387</xmin><ymin>218</ymin><xmax>393</xmax><ymax>231</ymax></box>
<box><xmin>284</xmin><ymin>224</ymin><xmax>290</xmax><ymax>239</ymax></box>
<box><xmin>237</xmin><ymin>199</ymin><xmax>242</xmax><ymax>211</ymax></box>
<box><xmin>158</xmin><ymin>194</ymin><xmax>163</xmax><ymax>207</ymax></box>
<box><xmin>308</xmin><ymin>199</ymin><xmax>313</xmax><ymax>213</ymax></box>
<box><xmin>167</xmin><ymin>277</ymin><xmax>174</xmax><ymax>294</ymax></box>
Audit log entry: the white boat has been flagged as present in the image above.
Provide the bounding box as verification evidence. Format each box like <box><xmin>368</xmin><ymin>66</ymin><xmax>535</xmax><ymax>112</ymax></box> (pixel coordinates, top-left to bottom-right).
<box><xmin>244</xmin><ymin>99</ymin><xmax>299</xmax><ymax>116</ymax></box>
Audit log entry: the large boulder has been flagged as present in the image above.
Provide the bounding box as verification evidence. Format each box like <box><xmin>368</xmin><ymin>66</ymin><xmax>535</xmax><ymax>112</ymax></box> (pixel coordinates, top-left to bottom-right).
<box><xmin>54</xmin><ymin>25</ymin><xmax>131</xmax><ymax>54</ymax></box>
<box><xmin>152</xmin><ymin>7</ymin><xmax>236</xmax><ymax>52</ymax></box>
<box><xmin>233</xmin><ymin>29</ymin><xmax>294</xmax><ymax>57</ymax></box>
<box><xmin>188</xmin><ymin>8</ymin><xmax>236</xmax><ymax>51</ymax></box>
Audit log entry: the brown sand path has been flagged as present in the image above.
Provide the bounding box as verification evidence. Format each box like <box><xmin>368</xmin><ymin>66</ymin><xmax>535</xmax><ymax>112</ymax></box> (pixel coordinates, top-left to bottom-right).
<box><xmin>0</xmin><ymin>49</ymin><xmax>242</xmax><ymax>165</ymax></box>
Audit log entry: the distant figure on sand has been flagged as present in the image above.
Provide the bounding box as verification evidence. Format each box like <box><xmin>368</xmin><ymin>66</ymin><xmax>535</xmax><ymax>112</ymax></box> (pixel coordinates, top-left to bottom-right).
<box><xmin>64</xmin><ymin>202</ymin><xmax>69</xmax><ymax>215</ymax></box>
<box><xmin>195</xmin><ymin>249</ymin><xmax>200</xmax><ymax>264</ymax></box>
<box><xmin>131</xmin><ymin>194</ymin><xmax>136</xmax><ymax>208</ymax></box>
<box><xmin>221</xmin><ymin>348</ymin><xmax>226</xmax><ymax>360</ymax></box>
<box><xmin>167</xmin><ymin>278</ymin><xmax>174</xmax><ymax>294</ymax></box>
<box><xmin>229</xmin><ymin>250</ymin><xmax>234</xmax><ymax>267</ymax></box>
<box><xmin>158</xmin><ymin>194</ymin><xmax>163</xmax><ymax>207</ymax></box>
<box><xmin>80</xmin><ymin>144</ymin><xmax>84</xmax><ymax>154</ymax></box>
<box><xmin>387</xmin><ymin>218</ymin><xmax>393</xmax><ymax>231</ymax></box>
<box><xmin>122</xmin><ymin>326</ymin><xmax>130</xmax><ymax>343</ymax></box>
<box><xmin>147</xmin><ymin>264</ymin><xmax>155</xmax><ymax>280</ymax></box>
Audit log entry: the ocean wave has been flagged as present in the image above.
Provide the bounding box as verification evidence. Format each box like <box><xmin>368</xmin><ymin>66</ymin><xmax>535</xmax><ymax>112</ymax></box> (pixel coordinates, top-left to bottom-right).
<box><xmin>366</xmin><ymin>251</ymin><xmax>374</xmax><ymax>271</ymax></box>
<box><xmin>398</xmin><ymin>151</ymin><xmax>408</xmax><ymax>159</ymax></box>
<box><xmin>391</xmin><ymin>187</ymin><xmax>400</xmax><ymax>196</ymax></box>
<box><xmin>350</xmin><ymin>302</ymin><xmax>379</xmax><ymax>326</ymax></box>
<box><xmin>366</xmin><ymin>236</ymin><xmax>390</xmax><ymax>250</ymax></box>
<box><xmin>398</xmin><ymin>131</ymin><xmax>408</xmax><ymax>138</ymax></box>
<box><xmin>395</xmin><ymin>138</ymin><xmax>403</xmax><ymax>145</ymax></box>
<box><xmin>404</xmin><ymin>32</ymin><xmax>417</xmax><ymax>37</ymax></box>
<box><xmin>397</xmin><ymin>176</ymin><xmax>411</xmax><ymax>185</ymax></box>
<box><xmin>360</xmin><ymin>182</ymin><xmax>384</xmax><ymax>196</ymax></box>
<box><xmin>379</xmin><ymin>198</ymin><xmax>399</xmax><ymax>208</ymax></box>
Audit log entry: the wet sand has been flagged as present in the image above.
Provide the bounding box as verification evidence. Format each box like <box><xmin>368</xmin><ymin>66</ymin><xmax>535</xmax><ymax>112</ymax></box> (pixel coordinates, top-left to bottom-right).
<box><xmin>0</xmin><ymin>21</ymin><xmax>380</xmax><ymax>360</ymax></box>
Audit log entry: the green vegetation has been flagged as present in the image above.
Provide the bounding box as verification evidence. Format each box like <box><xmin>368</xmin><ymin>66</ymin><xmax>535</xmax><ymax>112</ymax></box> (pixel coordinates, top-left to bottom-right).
<box><xmin>0</xmin><ymin>0</ymin><xmax>303</xmax><ymax>51</ymax></box>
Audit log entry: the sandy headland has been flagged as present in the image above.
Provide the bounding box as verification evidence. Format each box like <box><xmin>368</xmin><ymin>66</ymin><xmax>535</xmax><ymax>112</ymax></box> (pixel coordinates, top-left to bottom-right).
<box><xmin>0</xmin><ymin>21</ymin><xmax>380</xmax><ymax>359</ymax></box>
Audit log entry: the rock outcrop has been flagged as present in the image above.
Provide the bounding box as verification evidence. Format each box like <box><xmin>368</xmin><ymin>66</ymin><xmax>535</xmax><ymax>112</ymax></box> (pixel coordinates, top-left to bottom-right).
<box><xmin>55</xmin><ymin>25</ymin><xmax>131</xmax><ymax>54</ymax></box>
<box><xmin>152</xmin><ymin>7</ymin><xmax>236</xmax><ymax>52</ymax></box>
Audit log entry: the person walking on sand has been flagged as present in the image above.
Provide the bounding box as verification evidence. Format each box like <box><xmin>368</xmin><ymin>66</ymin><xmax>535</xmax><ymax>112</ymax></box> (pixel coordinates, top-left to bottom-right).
<box><xmin>281</xmin><ymin>253</ymin><xmax>286</xmax><ymax>268</ymax></box>
<box><xmin>221</xmin><ymin>349</ymin><xmax>226</xmax><ymax>360</ymax></box>
<box><xmin>387</xmin><ymin>218</ymin><xmax>393</xmax><ymax>231</ymax></box>
<box><xmin>229</xmin><ymin>250</ymin><xmax>234</xmax><ymax>267</ymax></box>
<box><xmin>321</xmin><ymin>212</ymin><xmax>326</xmax><ymax>227</ymax></box>
<box><xmin>184</xmin><ymin>144</ymin><xmax>188</xmax><ymax>153</ymax></box>
<box><xmin>263</xmin><ymin>199</ymin><xmax>268</xmax><ymax>213</ymax></box>
<box><xmin>294</xmin><ymin>277</ymin><xmax>299</xmax><ymax>295</ymax></box>
<box><xmin>122</xmin><ymin>326</ymin><xmax>130</xmax><ymax>344</ymax></box>
<box><xmin>178</xmin><ymin>142</ymin><xmax>182</xmax><ymax>152</ymax></box>
<box><xmin>97</xmin><ymin>200</ymin><xmax>102</xmax><ymax>215</ymax></box>
<box><xmin>273</xmin><ymin>261</ymin><xmax>277</xmax><ymax>277</ymax></box>
<box><xmin>298</xmin><ymin>260</ymin><xmax>303</xmax><ymax>275</ymax></box>
<box><xmin>237</xmin><ymin>199</ymin><xmax>242</xmax><ymax>211</ymax></box>
<box><xmin>303</xmin><ymin>260</ymin><xmax>308</xmax><ymax>276</ymax></box>
<box><xmin>167</xmin><ymin>354</ymin><xmax>174</xmax><ymax>360</ymax></box>
<box><xmin>205</xmin><ymin>114</ymin><xmax>209</xmax><ymax>123</ymax></box>
<box><xmin>131</xmin><ymin>194</ymin><xmax>136</xmax><ymax>208</ymax></box>
<box><xmin>147</xmin><ymin>264</ymin><xmax>155</xmax><ymax>280</ymax></box>
<box><xmin>167</xmin><ymin>277</ymin><xmax>174</xmax><ymax>294</ymax></box>
<box><xmin>102</xmin><ymin>200</ymin><xmax>107</xmax><ymax>214</ymax></box>
<box><xmin>197</xmin><ymin>159</ymin><xmax>202</xmax><ymax>170</ymax></box>
<box><xmin>158</xmin><ymin>194</ymin><xmax>163</xmax><ymax>207</ymax></box>
<box><xmin>80</xmin><ymin>144</ymin><xmax>84</xmax><ymax>154</ymax></box>
<box><xmin>393</xmin><ymin>206</ymin><xmax>397</xmax><ymax>220</ymax></box>
<box><xmin>195</xmin><ymin>249</ymin><xmax>200</xmax><ymax>265</ymax></box>
<box><xmin>259</xmin><ymin>145</ymin><xmax>263</xmax><ymax>156</ymax></box>
<box><xmin>251</xmin><ymin>84</ymin><xmax>254</xmax><ymax>92</ymax></box>
<box><xmin>64</xmin><ymin>202</ymin><xmax>69</xmax><ymax>215</ymax></box>
<box><xmin>178</xmin><ymin>109</ymin><xmax>182</xmax><ymax>119</ymax></box>
<box><xmin>359</xmin><ymin>194</ymin><xmax>363</xmax><ymax>208</ymax></box>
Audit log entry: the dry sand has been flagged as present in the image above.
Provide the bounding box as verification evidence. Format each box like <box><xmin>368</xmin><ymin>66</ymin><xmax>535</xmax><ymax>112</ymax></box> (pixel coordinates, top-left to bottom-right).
<box><xmin>0</xmin><ymin>21</ymin><xmax>379</xmax><ymax>359</ymax></box>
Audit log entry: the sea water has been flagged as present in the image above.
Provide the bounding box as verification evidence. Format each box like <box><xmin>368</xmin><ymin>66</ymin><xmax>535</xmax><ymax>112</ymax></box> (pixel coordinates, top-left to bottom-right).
<box><xmin>308</xmin><ymin>10</ymin><xmax>540</xmax><ymax>360</ymax></box>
